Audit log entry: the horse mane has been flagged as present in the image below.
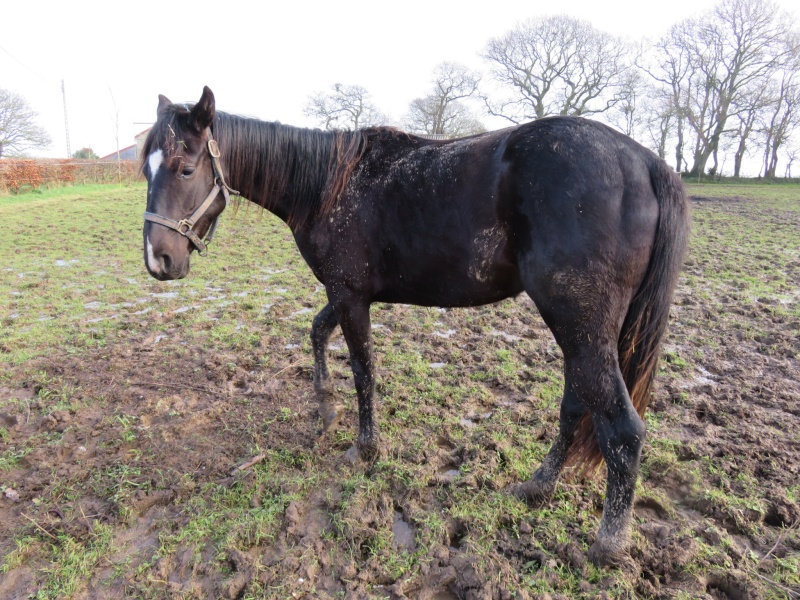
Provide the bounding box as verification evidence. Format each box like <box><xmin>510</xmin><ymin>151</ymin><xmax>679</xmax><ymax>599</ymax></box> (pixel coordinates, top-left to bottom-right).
<box><xmin>142</xmin><ymin>105</ymin><xmax>369</xmax><ymax>228</ymax></box>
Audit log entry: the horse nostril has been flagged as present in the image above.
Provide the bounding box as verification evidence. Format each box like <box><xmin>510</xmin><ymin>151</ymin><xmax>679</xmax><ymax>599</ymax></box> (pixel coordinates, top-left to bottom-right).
<box><xmin>160</xmin><ymin>253</ymin><xmax>172</xmax><ymax>274</ymax></box>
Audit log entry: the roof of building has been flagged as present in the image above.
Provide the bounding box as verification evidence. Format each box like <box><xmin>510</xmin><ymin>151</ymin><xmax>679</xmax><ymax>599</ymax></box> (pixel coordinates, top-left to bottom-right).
<box><xmin>99</xmin><ymin>144</ymin><xmax>137</xmax><ymax>161</ymax></box>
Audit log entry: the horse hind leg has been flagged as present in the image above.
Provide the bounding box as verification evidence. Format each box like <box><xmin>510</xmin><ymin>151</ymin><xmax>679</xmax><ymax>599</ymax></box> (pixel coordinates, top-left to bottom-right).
<box><xmin>569</xmin><ymin>345</ymin><xmax>644</xmax><ymax>569</ymax></box>
<box><xmin>508</xmin><ymin>379</ymin><xmax>586</xmax><ymax>503</ymax></box>
<box><xmin>516</xmin><ymin>338</ymin><xmax>644</xmax><ymax>568</ymax></box>
<box><xmin>515</xmin><ymin>270</ymin><xmax>646</xmax><ymax>568</ymax></box>
<box><xmin>311</xmin><ymin>303</ymin><xmax>342</xmax><ymax>436</ymax></box>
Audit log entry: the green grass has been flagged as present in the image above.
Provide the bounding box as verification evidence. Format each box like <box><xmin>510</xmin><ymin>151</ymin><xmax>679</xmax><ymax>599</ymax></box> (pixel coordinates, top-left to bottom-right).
<box><xmin>683</xmin><ymin>183</ymin><xmax>800</xmax><ymax>321</ymax></box>
<box><xmin>0</xmin><ymin>182</ymin><xmax>322</xmax><ymax>366</ymax></box>
<box><xmin>685</xmin><ymin>181</ymin><xmax>800</xmax><ymax>211</ymax></box>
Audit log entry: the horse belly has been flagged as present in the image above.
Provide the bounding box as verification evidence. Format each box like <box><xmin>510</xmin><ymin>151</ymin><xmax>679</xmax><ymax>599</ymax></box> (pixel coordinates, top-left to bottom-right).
<box><xmin>375</xmin><ymin>225</ymin><xmax>522</xmax><ymax>307</ymax></box>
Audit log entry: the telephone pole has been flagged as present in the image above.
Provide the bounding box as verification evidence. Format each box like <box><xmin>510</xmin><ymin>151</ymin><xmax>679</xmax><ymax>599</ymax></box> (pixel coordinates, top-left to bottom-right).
<box><xmin>61</xmin><ymin>79</ymin><xmax>71</xmax><ymax>157</ymax></box>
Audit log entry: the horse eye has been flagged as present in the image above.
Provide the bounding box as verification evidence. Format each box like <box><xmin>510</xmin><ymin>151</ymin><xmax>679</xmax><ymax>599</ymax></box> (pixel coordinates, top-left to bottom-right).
<box><xmin>180</xmin><ymin>168</ymin><xmax>195</xmax><ymax>179</ymax></box>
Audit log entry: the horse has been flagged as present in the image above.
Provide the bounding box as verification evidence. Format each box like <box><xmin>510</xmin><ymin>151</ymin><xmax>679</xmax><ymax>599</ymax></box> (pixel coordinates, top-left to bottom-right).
<box><xmin>141</xmin><ymin>86</ymin><xmax>689</xmax><ymax>568</ymax></box>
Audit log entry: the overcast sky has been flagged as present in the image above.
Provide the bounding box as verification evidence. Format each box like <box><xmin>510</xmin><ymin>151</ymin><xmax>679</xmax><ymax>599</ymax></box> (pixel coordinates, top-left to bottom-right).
<box><xmin>3</xmin><ymin>0</ymin><xmax>798</xmax><ymax>162</ymax></box>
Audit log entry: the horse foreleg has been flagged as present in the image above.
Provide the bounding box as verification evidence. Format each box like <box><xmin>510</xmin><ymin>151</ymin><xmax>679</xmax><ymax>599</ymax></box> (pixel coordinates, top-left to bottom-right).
<box><xmin>311</xmin><ymin>303</ymin><xmax>341</xmax><ymax>436</ymax></box>
<box><xmin>332</xmin><ymin>297</ymin><xmax>378</xmax><ymax>462</ymax></box>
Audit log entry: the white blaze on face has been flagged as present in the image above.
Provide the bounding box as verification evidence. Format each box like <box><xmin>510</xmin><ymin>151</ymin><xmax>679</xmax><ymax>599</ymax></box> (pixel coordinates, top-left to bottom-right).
<box><xmin>145</xmin><ymin>149</ymin><xmax>165</xmax><ymax>274</ymax></box>
<box><xmin>147</xmin><ymin>149</ymin><xmax>163</xmax><ymax>182</ymax></box>
<box><xmin>145</xmin><ymin>236</ymin><xmax>160</xmax><ymax>274</ymax></box>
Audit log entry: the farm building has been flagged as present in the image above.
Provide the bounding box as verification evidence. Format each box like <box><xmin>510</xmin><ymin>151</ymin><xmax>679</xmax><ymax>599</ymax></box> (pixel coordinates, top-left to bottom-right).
<box><xmin>99</xmin><ymin>128</ymin><xmax>151</xmax><ymax>162</ymax></box>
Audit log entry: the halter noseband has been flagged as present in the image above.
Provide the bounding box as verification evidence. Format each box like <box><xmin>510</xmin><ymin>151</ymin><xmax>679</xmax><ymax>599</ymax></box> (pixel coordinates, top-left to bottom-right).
<box><xmin>143</xmin><ymin>132</ymin><xmax>239</xmax><ymax>256</ymax></box>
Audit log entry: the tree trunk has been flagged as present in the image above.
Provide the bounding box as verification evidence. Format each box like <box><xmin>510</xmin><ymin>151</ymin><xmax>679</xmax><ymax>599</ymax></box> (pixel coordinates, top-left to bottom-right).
<box><xmin>766</xmin><ymin>143</ymin><xmax>781</xmax><ymax>178</ymax></box>
<box><xmin>733</xmin><ymin>148</ymin><xmax>744</xmax><ymax>177</ymax></box>
<box><xmin>762</xmin><ymin>130</ymin><xmax>774</xmax><ymax>177</ymax></box>
<box><xmin>690</xmin><ymin>93</ymin><xmax>731</xmax><ymax>177</ymax></box>
<box><xmin>675</xmin><ymin>119</ymin><xmax>685</xmax><ymax>173</ymax></box>
<box><xmin>733</xmin><ymin>131</ymin><xmax>749</xmax><ymax>177</ymax></box>
<box><xmin>689</xmin><ymin>149</ymin><xmax>711</xmax><ymax>177</ymax></box>
<box><xmin>658</xmin><ymin>126</ymin><xmax>668</xmax><ymax>160</ymax></box>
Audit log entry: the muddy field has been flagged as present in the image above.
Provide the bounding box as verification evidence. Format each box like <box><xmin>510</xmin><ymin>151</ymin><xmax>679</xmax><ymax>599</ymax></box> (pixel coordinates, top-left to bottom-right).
<box><xmin>1</xmin><ymin>184</ymin><xmax>798</xmax><ymax>599</ymax></box>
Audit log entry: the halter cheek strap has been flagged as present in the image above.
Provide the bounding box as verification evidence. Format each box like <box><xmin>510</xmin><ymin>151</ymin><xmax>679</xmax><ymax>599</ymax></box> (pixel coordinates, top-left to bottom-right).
<box><xmin>143</xmin><ymin>133</ymin><xmax>239</xmax><ymax>256</ymax></box>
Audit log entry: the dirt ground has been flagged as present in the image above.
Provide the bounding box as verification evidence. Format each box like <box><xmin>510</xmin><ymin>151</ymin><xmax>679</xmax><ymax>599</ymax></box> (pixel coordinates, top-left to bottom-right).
<box><xmin>1</xmin><ymin>193</ymin><xmax>799</xmax><ymax>599</ymax></box>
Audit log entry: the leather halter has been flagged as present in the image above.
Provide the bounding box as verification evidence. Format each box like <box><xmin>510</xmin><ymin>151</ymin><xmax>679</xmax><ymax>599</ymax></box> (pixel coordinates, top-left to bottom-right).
<box><xmin>143</xmin><ymin>133</ymin><xmax>239</xmax><ymax>256</ymax></box>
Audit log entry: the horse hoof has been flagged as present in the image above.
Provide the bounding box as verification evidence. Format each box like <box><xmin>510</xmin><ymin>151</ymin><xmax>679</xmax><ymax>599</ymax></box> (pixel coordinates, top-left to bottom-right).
<box><xmin>340</xmin><ymin>443</ymin><xmax>379</xmax><ymax>465</ymax></box>
<box><xmin>356</xmin><ymin>440</ymin><xmax>380</xmax><ymax>464</ymax></box>
<box><xmin>587</xmin><ymin>539</ymin><xmax>637</xmax><ymax>572</ymax></box>
<box><xmin>506</xmin><ymin>479</ymin><xmax>555</xmax><ymax>506</ymax></box>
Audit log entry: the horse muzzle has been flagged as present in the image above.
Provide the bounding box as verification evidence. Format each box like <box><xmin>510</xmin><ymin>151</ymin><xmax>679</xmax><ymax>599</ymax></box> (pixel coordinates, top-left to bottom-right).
<box><xmin>144</xmin><ymin>234</ymin><xmax>191</xmax><ymax>280</ymax></box>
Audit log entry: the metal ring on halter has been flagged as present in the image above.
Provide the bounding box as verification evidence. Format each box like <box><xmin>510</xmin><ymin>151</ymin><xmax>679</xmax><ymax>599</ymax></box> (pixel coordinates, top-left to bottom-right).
<box><xmin>208</xmin><ymin>139</ymin><xmax>221</xmax><ymax>158</ymax></box>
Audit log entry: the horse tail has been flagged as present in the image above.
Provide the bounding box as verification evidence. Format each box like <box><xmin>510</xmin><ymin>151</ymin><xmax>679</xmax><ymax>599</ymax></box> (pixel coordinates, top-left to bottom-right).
<box><xmin>568</xmin><ymin>157</ymin><xmax>690</xmax><ymax>475</ymax></box>
<box><xmin>619</xmin><ymin>160</ymin><xmax>690</xmax><ymax>424</ymax></box>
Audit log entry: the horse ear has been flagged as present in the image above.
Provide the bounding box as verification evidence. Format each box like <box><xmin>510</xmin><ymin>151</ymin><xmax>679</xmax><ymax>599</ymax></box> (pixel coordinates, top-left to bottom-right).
<box><xmin>190</xmin><ymin>86</ymin><xmax>216</xmax><ymax>132</ymax></box>
<box><xmin>157</xmin><ymin>94</ymin><xmax>171</xmax><ymax>118</ymax></box>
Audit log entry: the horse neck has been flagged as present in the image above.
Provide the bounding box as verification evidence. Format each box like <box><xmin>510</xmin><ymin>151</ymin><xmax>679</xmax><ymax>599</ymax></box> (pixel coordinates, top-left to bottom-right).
<box><xmin>214</xmin><ymin>114</ymin><xmax>363</xmax><ymax>228</ymax></box>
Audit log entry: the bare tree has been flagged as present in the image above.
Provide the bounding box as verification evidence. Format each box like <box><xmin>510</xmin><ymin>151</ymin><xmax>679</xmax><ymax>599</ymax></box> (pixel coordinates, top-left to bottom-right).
<box><xmin>404</xmin><ymin>62</ymin><xmax>485</xmax><ymax>137</ymax></box>
<box><xmin>760</xmin><ymin>36</ymin><xmax>800</xmax><ymax>177</ymax></box>
<box><xmin>639</xmin><ymin>91</ymin><xmax>678</xmax><ymax>161</ymax></box>
<box><xmin>784</xmin><ymin>144</ymin><xmax>798</xmax><ymax>177</ymax></box>
<box><xmin>729</xmin><ymin>84</ymin><xmax>772</xmax><ymax>176</ymax></box>
<box><xmin>762</xmin><ymin>80</ymin><xmax>800</xmax><ymax>177</ymax></box>
<box><xmin>482</xmin><ymin>15</ymin><xmax>630</xmax><ymax>123</ymax></box>
<box><xmin>640</xmin><ymin>21</ymin><xmax>698</xmax><ymax>172</ymax></box>
<box><xmin>304</xmin><ymin>84</ymin><xmax>386</xmax><ymax>131</ymax></box>
<box><xmin>0</xmin><ymin>88</ymin><xmax>51</xmax><ymax>158</ymax></box>
<box><xmin>659</xmin><ymin>0</ymin><xmax>795</xmax><ymax>176</ymax></box>
<box><xmin>607</xmin><ymin>69</ymin><xmax>648</xmax><ymax>138</ymax></box>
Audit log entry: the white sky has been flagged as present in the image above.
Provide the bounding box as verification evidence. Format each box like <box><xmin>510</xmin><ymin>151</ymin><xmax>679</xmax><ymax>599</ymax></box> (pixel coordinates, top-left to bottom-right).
<box><xmin>3</xmin><ymin>0</ymin><xmax>798</xmax><ymax>166</ymax></box>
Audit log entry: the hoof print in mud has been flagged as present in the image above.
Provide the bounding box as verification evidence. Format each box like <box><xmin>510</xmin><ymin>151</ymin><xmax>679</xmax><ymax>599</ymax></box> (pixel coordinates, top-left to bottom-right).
<box><xmin>317</xmin><ymin>401</ymin><xmax>343</xmax><ymax>438</ymax></box>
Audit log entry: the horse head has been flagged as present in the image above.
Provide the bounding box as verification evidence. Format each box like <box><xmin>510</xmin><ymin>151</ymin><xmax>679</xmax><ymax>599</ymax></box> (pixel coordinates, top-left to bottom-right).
<box><xmin>142</xmin><ymin>86</ymin><xmax>227</xmax><ymax>280</ymax></box>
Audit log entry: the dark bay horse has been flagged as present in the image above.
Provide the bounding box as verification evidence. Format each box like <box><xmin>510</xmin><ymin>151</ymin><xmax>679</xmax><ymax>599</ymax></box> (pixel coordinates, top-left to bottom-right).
<box><xmin>141</xmin><ymin>87</ymin><xmax>689</xmax><ymax>567</ymax></box>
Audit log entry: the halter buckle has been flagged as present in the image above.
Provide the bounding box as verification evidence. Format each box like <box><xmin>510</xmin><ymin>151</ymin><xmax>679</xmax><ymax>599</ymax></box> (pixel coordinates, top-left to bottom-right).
<box><xmin>208</xmin><ymin>139</ymin><xmax>221</xmax><ymax>158</ymax></box>
<box><xmin>177</xmin><ymin>219</ymin><xmax>193</xmax><ymax>235</ymax></box>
